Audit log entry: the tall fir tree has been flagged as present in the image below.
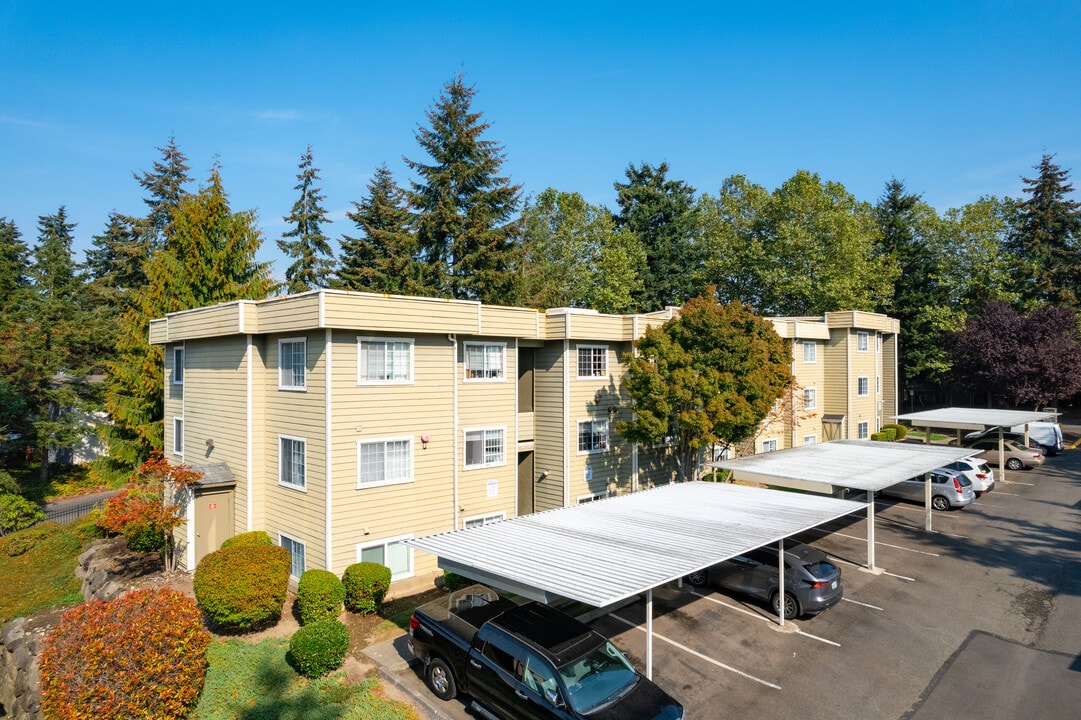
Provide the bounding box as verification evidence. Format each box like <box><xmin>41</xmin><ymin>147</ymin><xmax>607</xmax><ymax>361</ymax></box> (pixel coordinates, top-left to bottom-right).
<box><xmin>405</xmin><ymin>75</ymin><xmax>522</xmax><ymax>304</ymax></box>
<box><xmin>105</xmin><ymin>165</ymin><xmax>275</xmax><ymax>463</ymax></box>
<box><xmin>339</xmin><ymin>163</ymin><xmax>421</xmax><ymax>293</ymax></box>
<box><xmin>1011</xmin><ymin>154</ymin><xmax>1081</xmax><ymax>306</ymax></box>
<box><xmin>614</xmin><ymin>162</ymin><xmax>702</xmax><ymax>312</ymax></box>
<box><xmin>133</xmin><ymin>135</ymin><xmax>193</xmax><ymax>248</ymax></box>
<box><xmin>278</xmin><ymin>146</ymin><xmax>335</xmax><ymax>293</ymax></box>
<box><xmin>0</xmin><ymin>218</ymin><xmax>32</xmax><ymax>441</ymax></box>
<box><xmin>0</xmin><ymin>218</ymin><xmax>30</xmax><ymax>307</ymax></box>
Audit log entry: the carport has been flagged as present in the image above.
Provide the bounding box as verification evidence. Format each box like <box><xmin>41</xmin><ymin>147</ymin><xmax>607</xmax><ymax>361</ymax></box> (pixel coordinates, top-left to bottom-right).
<box><xmin>711</xmin><ymin>440</ymin><xmax>975</xmax><ymax>570</ymax></box>
<box><xmin>407</xmin><ymin>481</ymin><xmax>865</xmax><ymax>679</ymax></box>
<box><xmin>895</xmin><ymin>407</ymin><xmax>1058</xmax><ymax>483</ymax></box>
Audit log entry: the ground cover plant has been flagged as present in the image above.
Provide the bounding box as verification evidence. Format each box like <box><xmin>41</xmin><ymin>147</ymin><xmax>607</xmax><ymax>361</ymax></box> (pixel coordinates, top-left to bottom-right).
<box><xmin>0</xmin><ymin>522</ymin><xmax>83</xmax><ymax>622</ymax></box>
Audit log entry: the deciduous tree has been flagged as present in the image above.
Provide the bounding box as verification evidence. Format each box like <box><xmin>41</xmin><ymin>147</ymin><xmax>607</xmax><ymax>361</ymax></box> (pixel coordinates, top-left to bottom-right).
<box><xmin>278</xmin><ymin>146</ymin><xmax>335</xmax><ymax>293</ymax></box>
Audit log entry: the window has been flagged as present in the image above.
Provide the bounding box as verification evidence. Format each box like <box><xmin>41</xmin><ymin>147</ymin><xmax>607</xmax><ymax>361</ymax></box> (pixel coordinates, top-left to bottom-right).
<box><xmin>803</xmin><ymin>388</ymin><xmax>817</xmax><ymax>410</ymax></box>
<box><xmin>173</xmin><ymin>417</ymin><xmax>184</xmax><ymax>456</ymax></box>
<box><xmin>857</xmin><ymin>331</ymin><xmax>869</xmax><ymax>352</ymax></box>
<box><xmin>358</xmin><ymin>438</ymin><xmax>412</xmax><ymax>488</ymax></box>
<box><xmin>577</xmin><ymin>419</ymin><xmax>609</xmax><ymax>453</ymax></box>
<box><xmin>577</xmin><ymin>492</ymin><xmax>607</xmax><ymax>504</ymax></box>
<box><xmin>803</xmin><ymin>434</ymin><xmax>817</xmax><ymax>446</ymax></box>
<box><xmin>577</xmin><ymin>346</ymin><xmax>608</xmax><ymax>378</ymax></box>
<box><xmin>761</xmin><ymin>439</ymin><xmax>778</xmax><ymax>453</ymax></box>
<box><xmin>358</xmin><ymin>338</ymin><xmax>412</xmax><ymax>383</ymax></box>
<box><xmin>279</xmin><ymin>436</ymin><xmax>306</xmax><ymax>490</ymax></box>
<box><xmin>858</xmin><ymin>376</ymin><xmax>869</xmax><ymax>396</ymax></box>
<box><xmin>172</xmin><ymin>347</ymin><xmax>184</xmax><ymax>384</ymax></box>
<box><xmin>802</xmin><ymin>341</ymin><xmax>817</xmax><ymax>363</ymax></box>
<box><xmin>358</xmin><ymin>536</ymin><xmax>413</xmax><ymax>581</ymax></box>
<box><xmin>280</xmin><ymin>534</ymin><xmax>305</xmax><ymax>579</ymax></box>
<box><xmin>464</xmin><ymin>513</ymin><xmax>505</xmax><ymax>529</ymax></box>
<box><xmin>464</xmin><ymin>343</ymin><xmax>505</xmax><ymax>381</ymax></box>
<box><xmin>465</xmin><ymin>429</ymin><xmax>504</xmax><ymax>468</ymax></box>
<box><xmin>877</xmin><ymin>375</ymin><xmax>881</xmax><ymax>394</ymax></box>
<box><xmin>857</xmin><ymin>421</ymin><xmax>869</xmax><ymax>440</ymax></box>
<box><xmin>279</xmin><ymin>338</ymin><xmax>306</xmax><ymax>390</ymax></box>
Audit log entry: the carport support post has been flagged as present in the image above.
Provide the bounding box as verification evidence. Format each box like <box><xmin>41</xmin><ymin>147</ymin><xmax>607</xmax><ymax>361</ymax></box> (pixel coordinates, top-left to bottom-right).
<box><xmin>867</xmin><ymin>496</ymin><xmax>876</xmax><ymax>571</ymax></box>
<box><xmin>999</xmin><ymin>427</ymin><xmax>1006</xmax><ymax>484</ymax></box>
<box><xmin>645</xmin><ymin>588</ymin><xmax>653</xmax><ymax>680</ymax></box>
<box><xmin>924</xmin><ymin>471</ymin><xmax>933</xmax><ymax>532</ymax></box>
<box><xmin>777</xmin><ymin>539</ymin><xmax>785</xmax><ymax>627</ymax></box>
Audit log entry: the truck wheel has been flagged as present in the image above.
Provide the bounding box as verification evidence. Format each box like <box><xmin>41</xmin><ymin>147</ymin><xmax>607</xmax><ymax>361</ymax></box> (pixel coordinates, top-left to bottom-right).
<box><xmin>426</xmin><ymin>657</ymin><xmax>458</xmax><ymax>701</ymax></box>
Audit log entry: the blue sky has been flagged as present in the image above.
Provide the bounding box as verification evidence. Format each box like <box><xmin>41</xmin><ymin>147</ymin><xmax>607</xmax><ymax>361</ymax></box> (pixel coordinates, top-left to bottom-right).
<box><xmin>2</xmin><ymin>2</ymin><xmax>1079</xmax><ymax>281</ymax></box>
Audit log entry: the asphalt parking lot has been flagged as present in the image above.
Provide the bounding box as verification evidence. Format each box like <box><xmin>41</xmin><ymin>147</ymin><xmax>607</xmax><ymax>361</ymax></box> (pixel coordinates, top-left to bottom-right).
<box><xmin>371</xmin><ymin>430</ymin><xmax>1081</xmax><ymax>720</ymax></box>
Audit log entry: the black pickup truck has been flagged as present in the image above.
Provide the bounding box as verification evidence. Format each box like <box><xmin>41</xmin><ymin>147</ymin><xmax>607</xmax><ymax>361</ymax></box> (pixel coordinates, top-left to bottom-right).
<box><xmin>407</xmin><ymin>584</ymin><xmax>684</xmax><ymax>720</ymax></box>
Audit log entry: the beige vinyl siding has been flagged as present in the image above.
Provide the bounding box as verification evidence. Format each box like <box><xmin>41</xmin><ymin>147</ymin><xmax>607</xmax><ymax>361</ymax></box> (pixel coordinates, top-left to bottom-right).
<box><xmin>255</xmin><ymin>296</ymin><xmax>321</xmax><ymax>334</ymax></box>
<box><xmin>568</xmin><ymin>344</ymin><xmax>622</xmax><ymax>500</ymax></box>
<box><xmin>166</xmin><ymin>303</ymin><xmax>245</xmax><ymax>340</ymax></box>
<box><xmin>246</xmin><ymin>338</ymin><xmax>268</xmax><ymax>535</ymax></box>
<box><xmin>848</xmin><ymin>330</ymin><xmax>878</xmax><ymax>438</ymax></box>
<box><xmin>320</xmin><ymin>293</ymin><xmax>544</xmax><ymax>341</ymax></box>
<box><xmin>793</xmin><ymin>339</ymin><xmax>826</xmax><ymax>444</ymax></box>
<box><xmin>822</xmin><ymin>331</ymin><xmax>849</xmax><ymax>422</ymax></box>
<box><xmin>149</xmin><ymin>319</ymin><xmax>169</xmax><ymax>345</ymax></box>
<box><xmin>882</xmin><ymin>333</ymin><xmax>898</xmax><ymax>422</ymax></box>
<box><xmin>263</xmin><ymin>332</ymin><xmax>328</xmax><ymax>571</ymax></box>
<box><xmin>532</xmin><ymin>342</ymin><xmax>566</xmax><ymax>511</ymax></box>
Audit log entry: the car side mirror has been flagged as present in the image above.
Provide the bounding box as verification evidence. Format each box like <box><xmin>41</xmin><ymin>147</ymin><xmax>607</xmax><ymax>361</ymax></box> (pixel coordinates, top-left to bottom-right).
<box><xmin>545</xmin><ymin>688</ymin><xmax>563</xmax><ymax>708</ymax></box>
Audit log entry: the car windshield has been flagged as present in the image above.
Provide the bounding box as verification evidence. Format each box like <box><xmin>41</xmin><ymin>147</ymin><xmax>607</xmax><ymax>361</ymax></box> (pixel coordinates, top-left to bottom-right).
<box><xmin>558</xmin><ymin>640</ymin><xmax>639</xmax><ymax>713</ymax></box>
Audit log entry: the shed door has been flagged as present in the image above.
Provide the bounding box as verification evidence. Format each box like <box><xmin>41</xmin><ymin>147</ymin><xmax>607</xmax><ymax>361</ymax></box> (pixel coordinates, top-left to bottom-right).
<box><xmin>193</xmin><ymin>488</ymin><xmax>234</xmax><ymax>564</ymax></box>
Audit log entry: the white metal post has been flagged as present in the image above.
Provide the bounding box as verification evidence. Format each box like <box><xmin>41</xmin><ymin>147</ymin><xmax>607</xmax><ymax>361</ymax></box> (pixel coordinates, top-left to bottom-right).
<box><xmin>924</xmin><ymin>471</ymin><xmax>932</xmax><ymax>532</ymax></box>
<box><xmin>998</xmin><ymin>427</ymin><xmax>1006</xmax><ymax>484</ymax></box>
<box><xmin>867</xmin><ymin>495</ymin><xmax>876</xmax><ymax>571</ymax></box>
<box><xmin>645</xmin><ymin>589</ymin><xmax>653</xmax><ymax>680</ymax></box>
<box><xmin>777</xmin><ymin>539</ymin><xmax>785</xmax><ymax>627</ymax></box>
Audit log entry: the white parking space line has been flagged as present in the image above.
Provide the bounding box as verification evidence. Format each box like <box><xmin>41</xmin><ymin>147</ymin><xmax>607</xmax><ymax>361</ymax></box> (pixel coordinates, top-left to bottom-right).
<box><xmin>990</xmin><ymin>491</ymin><xmax>1023</xmax><ymax>496</ymax></box>
<box><xmin>830</xmin><ymin>531</ymin><xmax>941</xmax><ymax>556</ymax></box>
<box><xmin>688</xmin><ymin>591</ymin><xmax>841</xmax><ymax>647</ymax></box>
<box><xmin>1001</xmin><ymin>480</ymin><xmax>1035</xmax><ymax>486</ymax></box>
<box><xmin>610</xmin><ymin>613</ymin><xmax>782</xmax><ymax>689</ymax></box>
<box><xmin>842</xmin><ymin>597</ymin><xmax>883</xmax><ymax>611</ymax></box>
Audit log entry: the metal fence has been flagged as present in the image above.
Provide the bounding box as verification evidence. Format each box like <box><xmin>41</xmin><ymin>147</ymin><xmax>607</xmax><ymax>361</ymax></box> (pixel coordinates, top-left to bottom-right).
<box><xmin>42</xmin><ymin>497</ymin><xmax>110</xmax><ymax>525</ymax></box>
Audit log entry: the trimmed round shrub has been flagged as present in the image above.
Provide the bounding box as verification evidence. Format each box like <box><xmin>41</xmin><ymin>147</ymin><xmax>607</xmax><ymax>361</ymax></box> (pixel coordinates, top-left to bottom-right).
<box><xmin>194</xmin><ymin>545</ymin><xmax>290</xmax><ymax>631</ymax></box>
<box><xmin>0</xmin><ymin>494</ymin><xmax>45</xmax><ymax>536</ymax></box>
<box><xmin>882</xmin><ymin>423</ymin><xmax>908</xmax><ymax>440</ymax></box>
<box><xmin>220</xmin><ymin>529</ymin><xmax>273</xmax><ymax>549</ymax></box>
<box><xmin>288</xmin><ymin>618</ymin><xmax>350</xmax><ymax>678</ymax></box>
<box><xmin>297</xmin><ymin>569</ymin><xmax>345</xmax><ymax>625</ymax></box>
<box><xmin>342</xmin><ymin>562</ymin><xmax>391</xmax><ymax>615</ymax></box>
<box><xmin>39</xmin><ymin>588</ymin><xmax>210</xmax><ymax>720</ymax></box>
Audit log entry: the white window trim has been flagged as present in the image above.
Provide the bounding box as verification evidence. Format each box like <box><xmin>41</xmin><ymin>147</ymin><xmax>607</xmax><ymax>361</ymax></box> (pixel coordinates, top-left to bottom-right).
<box><xmin>858</xmin><ymin>376</ymin><xmax>870</xmax><ymax>397</ymax></box>
<box><xmin>576</xmin><ymin>345</ymin><xmax>609</xmax><ymax>379</ymax></box>
<box><xmin>173</xmin><ymin>417</ymin><xmax>184</xmax><ymax>456</ymax></box>
<box><xmin>356</xmin><ymin>436</ymin><xmax>414</xmax><ymax>489</ymax></box>
<box><xmin>279</xmin><ymin>533</ymin><xmax>306</xmax><ymax>580</ymax></box>
<box><xmin>802</xmin><ymin>341</ymin><xmax>816</xmax><ymax>364</ymax></box>
<box><xmin>576</xmin><ymin>418</ymin><xmax>610</xmax><ymax>455</ymax></box>
<box><xmin>857</xmin><ymin>331</ymin><xmax>869</xmax><ymax>352</ymax></box>
<box><xmin>278</xmin><ymin>337</ymin><xmax>307</xmax><ymax>391</ymax></box>
<box><xmin>463</xmin><ymin>512</ymin><xmax>505</xmax><ymax>529</ymax></box>
<box><xmin>357</xmin><ymin>336</ymin><xmax>414</xmax><ymax>385</ymax></box>
<box><xmin>803</xmin><ymin>387</ymin><xmax>817</xmax><ymax>411</ymax></box>
<box><xmin>577</xmin><ymin>492</ymin><xmax>608</xmax><ymax>504</ymax></box>
<box><xmin>278</xmin><ymin>434</ymin><xmax>307</xmax><ymax>491</ymax></box>
<box><xmin>857</xmin><ymin>421</ymin><xmax>870</xmax><ymax>440</ymax></box>
<box><xmin>877</xmin><ymin>375</ymin><xmax>881</xmax><ymax>395</ymax></box>
<box><xmin>463</xmin><ymin>341</ymin><xmax>507</xmax><ymax>382</ymax></box>
<box><xmin>357</xmin><ymin>534</ymin><xmax>414</xmax><ymax>582</ymax></box>
<box><xmin>803</xmin><ymin>434</ymin><xmax>817</xmax><ymax>446</ymax></box>
<box><xmin>761</xmin><ymin>438</ymin><xmax>779</xmax><ymax>453</ymax></box>
<box><xmin>172</xmin><ymin>346</ymin><xmax>184</xmax><ymax>385</ymax></box>
<box><xmin>463</xmin><ymin>427</ymin><xmax>507</xmax><ymax>470</ymax></box>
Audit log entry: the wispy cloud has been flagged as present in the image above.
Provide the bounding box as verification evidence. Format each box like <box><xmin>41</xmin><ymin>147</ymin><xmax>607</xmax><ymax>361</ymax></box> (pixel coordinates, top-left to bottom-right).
<box><xmin>251</xmin><ymin>109</ymin><xmax>302</xmax><ymax>125</ymax></box>
<box><xmin>0</xmin><ymin>115</ymin><xmax>53</xmax><ymax>129</ymax></box>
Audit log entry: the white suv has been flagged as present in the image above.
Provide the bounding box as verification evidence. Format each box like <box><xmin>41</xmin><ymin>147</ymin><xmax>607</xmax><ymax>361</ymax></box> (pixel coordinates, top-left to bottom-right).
<box><xmin>940</xmin><ymin>458</ymin><xmax>995</xmax><ymax>496</ymax></box>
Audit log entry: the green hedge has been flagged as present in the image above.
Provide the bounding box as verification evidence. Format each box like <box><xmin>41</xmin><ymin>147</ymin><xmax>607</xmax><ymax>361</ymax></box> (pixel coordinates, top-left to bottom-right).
<box><xmin>296</xmin><ymin>569</ymin><xmax>345</xmax><ymax>625</ymax></box>
<box><xmin>881</xmin><ymin>423</ymin><xmax>908</xmax><ymax>440</ymax></box>
<box><xmin>193</xmin><ymin>545</ymin><xmax>290</xmax><ymax>632</ymax></box>
<box><xmin>871</xmin><ymin>428</ymin><xmax>897</xmax><ymax>442</ymax></box>
<box><xmin>220</xmin><ymin>530</ymin><xmax>273</xmax><ymax>549</ymax></box>
<box><xmin>289</xmin><ymin>618</ymin><xmax>349</xmax><ymax>678</ymax></box>
<box><xmin>342</xmin><ymin>562</ymin><xmax>391</xmax><ymax>615</ymax></box>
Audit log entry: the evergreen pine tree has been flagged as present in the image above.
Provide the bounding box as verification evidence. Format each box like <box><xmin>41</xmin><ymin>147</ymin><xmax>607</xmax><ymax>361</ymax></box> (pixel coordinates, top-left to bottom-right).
<box><xmin>405</xmin><ymin>75</ymin><xmax>522</xmax><ymax>304</ymax></box>
<box><xmin>278</xmin><ymin>146</ymin><xmax>335</xmax><ymax>293</ymax></box>
<box><xmin>0</xmin><ymin>218</ymin><xmax>30</xmax><ymax>307</ymax></box>
<box><xmin>0</xmin><ymin>218</ymin><xmax>32</xmax><ymax>441</ymax></box>
<box><xmin>133</xmin><ymin>135</ymin><xmax>192</xmax><ymax>247</ymax></box>
<box><xmin>339</xmin><ymin>163</ymin><xmax>421</xmax><ymax>293</ymax></box>
<box><xmin>1012</xmin><ymin>154</ymin><xmax>1081</xmax><ymax>306</ymax></box>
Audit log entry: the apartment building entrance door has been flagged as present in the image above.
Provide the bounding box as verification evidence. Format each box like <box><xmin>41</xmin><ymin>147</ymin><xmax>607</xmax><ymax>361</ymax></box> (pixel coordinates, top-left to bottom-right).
<box><xmin>517</xmin><ymin>451</ymin><xmax>534</xmax><ymax>516</ymax></box>
<box><xmin>193</xmin><ymin>488</ymin><xmax>234</xmax><ymax>564</ymax></box>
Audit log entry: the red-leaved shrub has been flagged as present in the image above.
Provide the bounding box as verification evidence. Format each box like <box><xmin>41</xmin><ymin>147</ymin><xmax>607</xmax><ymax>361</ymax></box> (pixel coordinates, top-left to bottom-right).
<box><xmin>38</xmin><ymin>588</ymin><xmax>210</xmax><ymax>720</ymax></box>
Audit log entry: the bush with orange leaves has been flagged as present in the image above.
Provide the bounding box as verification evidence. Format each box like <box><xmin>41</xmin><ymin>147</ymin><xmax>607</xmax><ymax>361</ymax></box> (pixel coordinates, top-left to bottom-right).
<box><xmin>38</xmin><ymin>588</ymin><xmax>210</xmax><ymax>720</ymax></box>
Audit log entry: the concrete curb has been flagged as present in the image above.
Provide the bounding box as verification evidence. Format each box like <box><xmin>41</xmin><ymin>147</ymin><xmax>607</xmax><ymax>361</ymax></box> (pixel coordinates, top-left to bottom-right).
<box><xmin>377</xmin><ymin>665</ymin><xmax>459</xmax><ymax>720</ymax></box>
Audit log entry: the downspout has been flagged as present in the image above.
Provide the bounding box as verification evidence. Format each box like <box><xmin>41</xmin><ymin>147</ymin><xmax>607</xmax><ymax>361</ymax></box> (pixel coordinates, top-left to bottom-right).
<box><xmin>325</xmin><ymin>328</ymin><xmax>333</xmax><ymax>572</ymax></box>
<box><xmin>563</xmin><ymin>316</ymin><xmax>571</xmax><ymax>508</ymax></box>
<box><xmin>246</xmin><ymin>335</ymin><xmax>253</xmax><ymax>531</ymax></box>
<box><xmin>449</xmin><ymin>334</ymin><xmax>459</xmax><ymax>528</ymax></box>
<box><xmin>631</xmin><ymin>316</ymin><xmax>639</xmax><ymax>493</ymax></box>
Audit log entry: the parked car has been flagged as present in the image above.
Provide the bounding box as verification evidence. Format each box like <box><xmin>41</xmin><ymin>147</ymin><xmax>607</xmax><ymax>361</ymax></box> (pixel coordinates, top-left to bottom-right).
<box><xmin>685</xmin><ymin>542</ymin><xmax>842</xmax><ymax>619</ymax></box>
<box><xmin>881</xmin><ymin>468</ymin><xmax>975</xmax><ymax>510</ymax></box>
<box><xmin>965</xmin><ymin>438</ymin><xmax>1045</xmax><ymax>470</ymax></box>
<box><xmin>964</xmin><ymin>421</ymin><xmax>1063</xmax><ymax>456</ymax></box>
<box><xmin>408</xmin><ymin>584</ymin><xmax>684</xmax><ymax>720</ymax></box>
<box><xmin>939</xmin><ymin>458</ymin><xmax>995</xmax><ymax>496</ymax></box>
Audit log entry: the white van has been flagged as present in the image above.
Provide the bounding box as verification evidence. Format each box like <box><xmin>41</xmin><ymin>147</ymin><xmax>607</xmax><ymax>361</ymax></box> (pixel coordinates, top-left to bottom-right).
<box><xmin>1015</xmin><ymin>422</ymin><xmax>1064</xmax><ymax>456</ymax></box>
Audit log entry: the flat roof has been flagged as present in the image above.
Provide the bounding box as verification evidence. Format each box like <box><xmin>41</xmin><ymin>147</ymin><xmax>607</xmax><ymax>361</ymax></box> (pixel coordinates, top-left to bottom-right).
<box><xmin>711</xmin><ymin>440</ymin><xmax>976</xmax><ymax>492</ymax></box>
<box><xmin>407</xmin><ymin>482</ymin><xmax>864</xmax><ymax>607</ymax></box>
<box><xmin>895</xmin><ymin>407</ymin><xmax>1058</xmax><ymax>431</ymax></box>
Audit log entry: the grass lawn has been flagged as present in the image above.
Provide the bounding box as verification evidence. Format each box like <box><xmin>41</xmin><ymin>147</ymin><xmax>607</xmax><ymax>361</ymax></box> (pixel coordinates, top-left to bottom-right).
<box><xmin>904</xmin><ymin>430</ymin><xmax>952</xmax><ymax>441</ymax></box>
<box><xmin>193</xmin><ymin>638</ymin><xmax>418</xmax><ymax>720</ymax></box>
<box><xmin>0</xmin><ymin>522</ymin><xmax>85</xmax><ymax>623</ymax></box>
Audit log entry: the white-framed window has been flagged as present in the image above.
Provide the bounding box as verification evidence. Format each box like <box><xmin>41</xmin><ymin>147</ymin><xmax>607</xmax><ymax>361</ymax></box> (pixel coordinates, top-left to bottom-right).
<box><xmin>761</xmin><ymin>438</ymin><xmax>778</xmax><ymax>453</ymax></box>
<box><xmin>172</xmin><ymin>347</ymin><xmax>184</xmax><ymax>384</ymax></box>
<box><xmin>357</xmin><ymin>438</ymin><xmax>413</xmax><ymax>488</ymax></box>
<box><xmin>279</xmin><ymin>534</ymin><xmax>306</xmax><ymax>580</ymax></box>
<box><xmin>278</xmin><ymin>338</ymin><xmax>306</xmax><ymax>390</ymax></box>
<box><xmin>464</xmin><ymin>512</ymin><xmax>505</xmax><ymax>529</ymax></box>
<box><xmin>577</xmin><ymin>345</ymin><xmax>608</xmax><ymax>378</ymax></box>
<box><xmin>877</xmin><ymin>375</ymin><xmax>881</xmax><ymax>394</ymax></box>
<box><xmin>358</xmin><ymin>337</ymin><xmax>413</xmax><ymax>384</ymax></box>
<box><xmin>858</xmin><ymin>376</ymin><xmax>869</xmax><ymax>396</ymax></box>
<box><xmin>464</xmin><ymin>428</ymin><xmax>505</xmax><ymax>468</ymax></box>
<box><xmin>803</xmin><ymin>388</ymin><xmax>817</xmax><ymax>411</ymax></box>
<box><xmin>577</xmin><ymin>419</ymin><xmax>609</xmax><ymax>453</ymax></box>
<box><xmin>464</xmin><ymin>342</ymin><xmax>505</xmax><ymax>381</ymax></box>
<box><xmin>173</xmin><ymin>417</ymin><xmax>184</xmax><ymax>456</ymax></box>
<box><xmin>358</xmin><ymin>535</ymin><xmax>413</xmax><ymax>581</ymax></box>
<box><xmin>578</xmin><ymin>492</ymin><xmax>608</xmax><ymax>504</ymax></box>
<box><xmin>802</xmin><ymin>341</ymin><xmax>817</xmax><ymax>363</ymax></box>
<box><xmin>857</xmin><ymin>421</ymin><xmax>870</xmax><ymax>439</ymax></box>
<box><xmin>279</xmin><ymin>436</ymin><xmax>306</xmax><ymax>490</ymax></box>
<box><xmin>803</xmin><ymin>434</ymin><xmax>817</xmax><ymax>446</ymax></box>
<box><xmin>857</xmin><ymin>331</ymin><xmax>869</xmax><ymax>352</ymax></box>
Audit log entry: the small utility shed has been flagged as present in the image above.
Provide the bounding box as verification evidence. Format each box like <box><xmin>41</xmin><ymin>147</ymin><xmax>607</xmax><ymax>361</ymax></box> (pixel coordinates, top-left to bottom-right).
<box><xmin>407</xmin><ymin>481</ymin><xmax>865</xmax><ymax>678</ymax></box>
<box><xmin>711</xmin><ymin>440</ymin><xmax>975</xmax><ymax>567</ymax></box>
<box><xmin>895</xmin><ymin>407</ymin><xmax>1058</xmax><ymax>482</ymax></box>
